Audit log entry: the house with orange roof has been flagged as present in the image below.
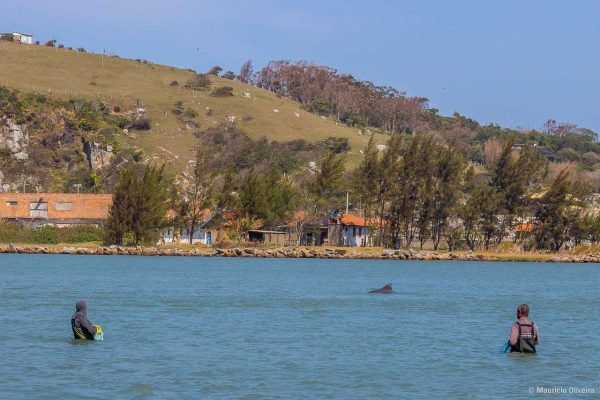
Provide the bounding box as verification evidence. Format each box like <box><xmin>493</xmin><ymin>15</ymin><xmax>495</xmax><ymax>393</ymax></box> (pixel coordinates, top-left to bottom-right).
<box><xmin>514</xmin><ymin>222</ymin><xmax>535</xmax><ymax>241</ymax></box>
<box><xmin>328</xmin><ymin>212</ymin><xmax>371</xmax><ymax>247</ymax></box>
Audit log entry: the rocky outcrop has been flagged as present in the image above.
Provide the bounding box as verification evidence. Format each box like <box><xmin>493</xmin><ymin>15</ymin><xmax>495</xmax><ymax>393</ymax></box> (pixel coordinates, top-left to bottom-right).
<box><xmin>83</xmin><ymin>140</ymin><xmax>113</xmax><ymax>170</ymax></box>
<box><xmin>0</xmin><ymin>119</ymin><xmax>29</xmax><ymax>161</ymax></box>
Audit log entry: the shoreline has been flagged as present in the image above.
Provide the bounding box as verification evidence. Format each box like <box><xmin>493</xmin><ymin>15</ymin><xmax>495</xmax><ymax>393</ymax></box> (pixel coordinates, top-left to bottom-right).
<box><xmin>1</xmin><ymin>243</ymin><xmax>599</xmax><ymax>263</ymax></box>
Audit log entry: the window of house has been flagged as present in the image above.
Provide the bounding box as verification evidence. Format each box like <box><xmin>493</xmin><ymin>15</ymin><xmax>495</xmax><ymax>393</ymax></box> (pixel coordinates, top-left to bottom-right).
<box><xmin>6</xmin><ymin>201</ymin><xmax>18</xmax><ymax>206</ymax></box>
<box><xmin>358</xmin><ymin>227</ymin><xmax>362</xmax><ymax>236</ymax></box>
<box><xmin>29</xmin><ymin>201</ymin><xmax>49</xmax><ymax>218</ymax></box>
<box><xmin>353</xmin><ymin>227</ymin><xmax>356</xmax><ymax>236</ymax></box>
<box><xmin>54</xmin><ymin>202</ymin><xmax>73</xmax><ymax>211</ymax></box>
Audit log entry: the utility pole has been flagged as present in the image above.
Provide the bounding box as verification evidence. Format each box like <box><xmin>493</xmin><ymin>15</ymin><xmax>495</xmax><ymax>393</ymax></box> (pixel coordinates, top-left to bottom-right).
<box><xmin>73</xmin><ymin>183</ymin><xmax>82</xmax><ymax>194</ymax></box>
<box><xmin>346</xmin><ymin>192</ymin><xmax>349</xmax><ymax>214</ymax></box>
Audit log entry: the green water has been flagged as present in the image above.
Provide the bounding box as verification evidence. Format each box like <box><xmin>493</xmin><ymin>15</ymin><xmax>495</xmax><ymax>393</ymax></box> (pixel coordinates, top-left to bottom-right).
<box><xmin>0</xmin><ymin>254</ymin><xmax>598</xmax><ymax>399</ymax></box>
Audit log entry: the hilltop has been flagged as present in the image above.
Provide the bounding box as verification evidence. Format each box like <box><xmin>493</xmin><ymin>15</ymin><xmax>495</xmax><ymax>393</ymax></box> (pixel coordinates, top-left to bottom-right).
<box><xmin>0</xmin><ymin>40</ymin><xmax>386</xmax><ymax>172</ymax></box>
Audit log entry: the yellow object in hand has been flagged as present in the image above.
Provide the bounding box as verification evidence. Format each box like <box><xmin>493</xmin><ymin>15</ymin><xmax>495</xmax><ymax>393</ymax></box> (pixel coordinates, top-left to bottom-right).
<box><xmin>94</xmin><ymin>324</ymin><xmax>102</xmax><ymax>333</ymax></box>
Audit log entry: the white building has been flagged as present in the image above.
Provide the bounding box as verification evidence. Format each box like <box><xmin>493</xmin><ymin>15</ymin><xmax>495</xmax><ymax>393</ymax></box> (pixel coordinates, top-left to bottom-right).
<box><xmin>11</xmin><ymin>32</ymin><xmax>33</xmax><ymax>45</ymax></box>
<box><xmin>328</xmin><ymin>213</ymin><xmax>372</xmax><ymax>247</ymax></box>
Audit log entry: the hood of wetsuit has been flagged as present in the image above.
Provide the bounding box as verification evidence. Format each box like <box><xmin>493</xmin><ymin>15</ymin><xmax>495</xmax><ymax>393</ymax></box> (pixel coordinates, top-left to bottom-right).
<box><xmin>75</xmin><ymin>300</ymin><xmax>87</xmax><ymax>315</ymax></box>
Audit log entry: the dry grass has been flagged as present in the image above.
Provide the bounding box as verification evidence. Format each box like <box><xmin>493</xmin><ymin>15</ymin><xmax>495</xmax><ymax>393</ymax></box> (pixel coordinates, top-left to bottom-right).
<box><xmin>0</xmin><ymin>41</ymin><xmax>388</xmax><ymax>170</ymax></box>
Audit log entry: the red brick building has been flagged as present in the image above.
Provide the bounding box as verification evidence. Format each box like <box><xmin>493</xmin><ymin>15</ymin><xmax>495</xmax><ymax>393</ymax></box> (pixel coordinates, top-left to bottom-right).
<box><xmin>0</xmin><ymin>193</ymin><xmax>112</xmax><ymax>227</ymax></box>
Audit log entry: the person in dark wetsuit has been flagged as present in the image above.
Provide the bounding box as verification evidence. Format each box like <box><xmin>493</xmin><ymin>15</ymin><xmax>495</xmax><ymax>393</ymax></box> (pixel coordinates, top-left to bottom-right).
<box><xmin>71</xmin><ymin>300</ymin><xmax>97</xmax><ymax>340</ymax></box>
<box><xmin>508</xmin><ymin>304</ymin><xmax>539</xmax><ymax>353</ymax></box>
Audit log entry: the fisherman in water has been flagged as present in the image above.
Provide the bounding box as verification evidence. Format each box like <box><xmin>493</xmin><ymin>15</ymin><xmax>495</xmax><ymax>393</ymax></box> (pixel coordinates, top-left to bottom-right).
<box><xmin>508</xmin><ymin>304</ymin><xmax>539</xmax><ymax>353</ymax></box>
<box><xmin>71</xmin><ymin>300</ymin><xmax>98</xmax><ymax>340</ymax></box>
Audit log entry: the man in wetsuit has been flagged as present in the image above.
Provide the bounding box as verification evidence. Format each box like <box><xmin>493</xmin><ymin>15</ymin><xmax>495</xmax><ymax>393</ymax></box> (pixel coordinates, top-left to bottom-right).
<box><xmin>508</xmin><ymin>304</ymin><xmax>539</xmax><ymax>353</ymax></box>
<box><xmin>71</xmin><ymin>300</ymin><xmax>98</xmax><ymax>340</ymax></box>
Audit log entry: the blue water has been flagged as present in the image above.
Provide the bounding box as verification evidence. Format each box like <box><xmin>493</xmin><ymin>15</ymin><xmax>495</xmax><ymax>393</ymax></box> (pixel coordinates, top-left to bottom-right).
<box><xmin>0</xmin><ymin>254</ymin><xmax>598</xmax><ymax>399</ymax></box>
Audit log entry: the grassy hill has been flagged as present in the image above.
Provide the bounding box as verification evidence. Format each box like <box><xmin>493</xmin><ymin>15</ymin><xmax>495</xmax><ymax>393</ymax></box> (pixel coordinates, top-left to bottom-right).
<box><xmin>0</xmin><ymin>41</ymin><xmax>386</xmax><ymax>170</ymax></box>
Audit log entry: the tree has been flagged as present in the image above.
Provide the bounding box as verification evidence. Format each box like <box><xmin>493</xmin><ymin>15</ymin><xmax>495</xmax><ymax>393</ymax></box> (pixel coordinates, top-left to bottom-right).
<box><xmin>210</xmin><ymin>86</ymin><xmax>234</xmax><ymax>97</ymax></box>
<box><xmin>240</xmin><ymin>168</ymin><xmax>297</xmax><ymax>227</ymax></box>
<box><xmin>104</xmin><ymin>164</ymin><xmax>171</xmax><ymax>245</ymax></box>
<box><xmin>222</xmin><ymin>70</ymin><xmax>236</xmax><ymax>80</ymax></box>
<box><xmin>131</xmin><ymin>165</ymin><xmax>171</xmax><ymax>244</ymax></box>
<box><xmin>239</xmin><ymin>60</ymin><xmax>254</xmax><ymax>84</ymax></box>
<box><xmin>374</xmin><ymin>135</ymin><xmax>402</xmax><ymax>247</ymax></box>
<box><xmin>287</xmin><ymin>190</ymin><xmax>324</xmax><ymax>245</ymax></box>
<box><xmin>430</xmin><ymin>141</ymin><xmax>464</xmax><ymax>249</ymax></box>
<box><xmin>104</xmin><ymin>167</ymin><xmax>135</xmax><ymax>245</ymax></box>
<box><xmin>387</xmin><ymin>135</ymin><xmax>436</xmax><ymax>249</ymax></box>
<box><xmin>461</xmin><ymin>180</ymin><xmax>494</xmax><ymax>251</ymax></box>
<box><xmin>533</xmin><ymin>168</ymin><xmax>579</xmax><ymax>251</ymax></box>
<box><xmin>490</xmin><ymin>136</ymin><xmax>545</xmax><ymax>246</ymax></box>
<box><xmin>357</xmin><ymin>135</ymin><xmax>379</xmax><ymax>220</ymax></box>
<box><xmin>313</xmin><ymin>149</ymin><xmax>346</xmax><ymax>204</ymax></box>
<box><xmin>207</xmin><ymin>65</ymin><xmax>223</xmax><ymax>76</ymax></box>
<box><xmin>178</xmin><ymin>149</ymin><xmax>217</xmax><ymax>244</ymax></box>
<box><xmin>185</xmin><ymin>74</ymin><xmax>211</xmax><ymax>90</ymax></box>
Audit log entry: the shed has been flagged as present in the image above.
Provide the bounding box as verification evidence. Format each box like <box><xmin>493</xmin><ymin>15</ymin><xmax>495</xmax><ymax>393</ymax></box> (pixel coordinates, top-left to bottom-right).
<box><xmin>248</xmin><ymin>230</ymin><xmax>288</xmax><ymax>246</ymax></box>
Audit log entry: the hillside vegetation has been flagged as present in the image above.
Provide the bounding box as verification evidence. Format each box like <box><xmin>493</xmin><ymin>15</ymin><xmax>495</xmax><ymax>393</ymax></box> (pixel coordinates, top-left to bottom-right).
<box><xmin>0</xmin><ymin>40</ymin><xmax>386</xmax><ymax>172</ymax></box>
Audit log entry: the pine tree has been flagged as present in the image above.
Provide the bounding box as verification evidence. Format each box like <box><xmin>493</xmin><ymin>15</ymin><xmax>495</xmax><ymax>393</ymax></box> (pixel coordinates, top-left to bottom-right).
<box><xmin>104</xmin><ymin>168</ymin><xmax>135</xmax><ymax>245</ymax></box>
<box><xmin>430</xmin><ymin>141</ymin><xmax>464</xmax><ymax>250</ymax></box>
<box><xmin>104</xmin><ymin>164</ymin><xmax>171</xmax><ymax>245</ymax></box>
<box><xmin>314</xmin><ymin>149</ymin><xmax>346</xmax><ymax>204</ymax></box>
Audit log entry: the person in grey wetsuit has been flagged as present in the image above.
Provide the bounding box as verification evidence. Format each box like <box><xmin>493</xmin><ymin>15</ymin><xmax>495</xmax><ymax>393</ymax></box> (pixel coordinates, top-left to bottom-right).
<box><xmin>71</xmin><ymin>300</ymin><xmax>97</xmax><ymax>340</ymax></box>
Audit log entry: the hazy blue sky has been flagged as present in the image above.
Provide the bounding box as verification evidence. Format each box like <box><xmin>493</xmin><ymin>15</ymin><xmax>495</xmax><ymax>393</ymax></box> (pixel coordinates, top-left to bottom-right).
<box><xmin>2</xmin><ymin>0</ymin><xmax>599</xmax><ymax>131</ymax></box>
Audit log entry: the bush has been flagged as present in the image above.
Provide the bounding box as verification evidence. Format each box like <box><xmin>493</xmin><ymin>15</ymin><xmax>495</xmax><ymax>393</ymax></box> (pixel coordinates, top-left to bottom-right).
<box><xmin>131</xmin><ymin>116</ymin><xmax>151</xmax><ymax>130</ymax></box>
<box><xmin>319</xmin><ymin>137</ymin><xmax>351</xmax><ymax>153</ymax></box>
<box><xmin>222</xmin><ymin>71</ymin><xmax>236</xmax><ymax>80</ymax></box>
<box><xmin>0</xmin><ymin>222</ymin><xmax>103</xmax><ymax>244</ymax></box>
<box><xmin>60</xmin><ymin>225</ymin><xmax>104</xmax><ymax>243</ymax></box>
<box><xmin>32</xmin><ymin>226</ymin><xmax>59</xmax><ymax>244</ymax></box>
<box><xmin>1</xmin><ymin>33</ymin><xmax>14</xmax><ymax>42</ymax></box>
<box><xmin>210</xmin><ymin>86</ymin><xmax>234</xmax><ymax>97</ymax></box>
<box><xmin>113</xmin><ymin>105</ymin><xmax>121</xmax><ymax>113</ymax></box>
<box><xmin>185</xmin><ymin>74</ymin><xmax>211</xmax><ymax>90</ymax></box>
<box><xmin>183</xmin><ymin>108</ymin><xmax>197</xmax><ymax>119</ymax></box>
<box><xmin>109</xmin><ymin>114</ymin><xmax>130</xmax><ymax>129</ymax></box>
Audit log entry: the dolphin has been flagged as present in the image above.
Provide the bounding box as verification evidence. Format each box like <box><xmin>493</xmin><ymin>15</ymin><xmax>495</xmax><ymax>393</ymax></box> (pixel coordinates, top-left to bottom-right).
<box><xmin>369</xmin><ymin>283</ymin><xmax>395</xmax><ymax>294</ymax></box>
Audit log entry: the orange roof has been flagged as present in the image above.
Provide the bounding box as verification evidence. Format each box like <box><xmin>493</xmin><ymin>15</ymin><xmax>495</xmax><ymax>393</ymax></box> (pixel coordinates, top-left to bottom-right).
<box><xmin>515</xmin><ymin>223</ymin><xmax>534</xmax><ymax>233</ymax></box>
<box><xmin>340</xmin><ymin>213</ymin><xmax>367</xmax><ymax>227</ymax></box>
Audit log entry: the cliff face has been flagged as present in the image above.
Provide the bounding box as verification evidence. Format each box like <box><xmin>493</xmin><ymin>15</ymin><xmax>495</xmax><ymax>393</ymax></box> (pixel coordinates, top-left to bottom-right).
<box><xmin>0</xmin><ymin>119</ymin><xmax>29</xmax><ymax>161</ymax></box>
<box><xmin>0</xmin><ymin>87</ymin><xmax>129</xmax><ymax>194</ymax></box>
<box><xmin>83</xmin><ymin>140</ymin><xmax>114</xmax><ymax>170</ymax></box>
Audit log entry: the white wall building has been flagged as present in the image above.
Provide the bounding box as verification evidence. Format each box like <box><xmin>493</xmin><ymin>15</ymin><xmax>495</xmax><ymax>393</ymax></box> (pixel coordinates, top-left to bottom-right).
<box><xmin>12</xmin><ymin>32</ymin><xmax>33</xmax><ymax>45</ymax></box>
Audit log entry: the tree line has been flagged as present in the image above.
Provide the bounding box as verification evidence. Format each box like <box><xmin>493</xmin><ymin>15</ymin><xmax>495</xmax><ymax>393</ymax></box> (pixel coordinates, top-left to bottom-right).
<box><xmin>105</xmin><ymin>121</ymin><xmax>598</xmax><ymax>252</ymax></box>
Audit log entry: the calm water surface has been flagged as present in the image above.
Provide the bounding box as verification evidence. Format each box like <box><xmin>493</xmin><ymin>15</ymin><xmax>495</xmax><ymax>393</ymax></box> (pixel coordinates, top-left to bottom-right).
<box><xmin>0</xmin><ymin>254</ymin><xmax>598</xmax><ymax>399</ymax></box>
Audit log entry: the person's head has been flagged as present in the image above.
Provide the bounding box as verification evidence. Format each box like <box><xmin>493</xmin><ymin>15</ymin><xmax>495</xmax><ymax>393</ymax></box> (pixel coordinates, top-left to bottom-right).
<box><xmin>76</xmin><ymin>300</ymin><xmax>87</xmax><ymax>313</ymax></box>
<box><xmin>517</xmin><ymin>304</ymin><xmax>529</xmax><ymax>319</ymax></box>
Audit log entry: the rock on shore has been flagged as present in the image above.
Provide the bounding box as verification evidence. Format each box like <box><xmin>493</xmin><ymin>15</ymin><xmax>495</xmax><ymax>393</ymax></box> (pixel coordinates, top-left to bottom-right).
<box><xmin>0</xmin><ymin>243</ymin><xmax>599</xmax><ymax>263</ymax></box>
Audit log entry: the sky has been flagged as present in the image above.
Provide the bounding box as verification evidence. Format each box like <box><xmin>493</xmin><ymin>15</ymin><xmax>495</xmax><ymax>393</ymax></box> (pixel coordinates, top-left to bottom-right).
<box><xmin>2</xmin><ymin>0</ymin><xmax>599</xmax><ymax>132</ymax></box>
